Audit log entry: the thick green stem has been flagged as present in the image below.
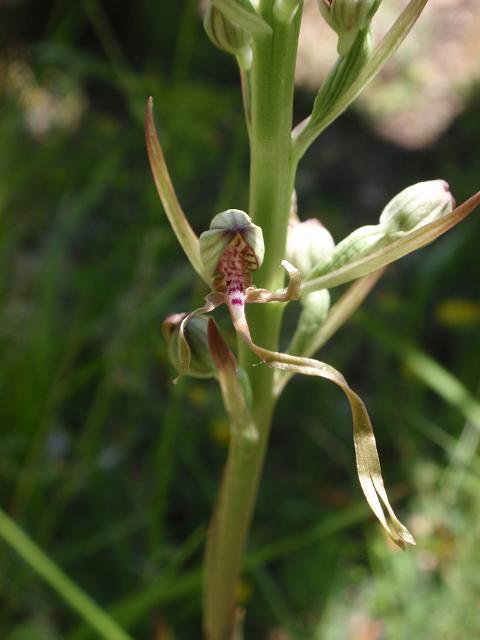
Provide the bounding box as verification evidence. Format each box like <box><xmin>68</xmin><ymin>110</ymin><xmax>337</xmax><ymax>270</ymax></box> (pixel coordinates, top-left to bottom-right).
<box><xmin>203</xmin><ymin>434</ymin><xmax>260</xmax><ymax>640</ymax></box>
<box><xmin>202</xmin><ymin>4</ymin><xmax>302</xmax><ymax>639</ymax></box>
<box><xmin>249</xmin><ymin>11</ymin><xmax>300</xmax><ymax>293</ymax></box>
<box><xmin>241</xmin><ymin>1</ymin><xmax>302</xmax><ymax>406</ymax></box>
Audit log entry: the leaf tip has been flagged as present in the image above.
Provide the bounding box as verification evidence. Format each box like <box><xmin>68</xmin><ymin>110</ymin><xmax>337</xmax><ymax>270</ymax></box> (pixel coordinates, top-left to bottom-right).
<box><xmin>145</xmin><ymin>95</ymin><xmax>155</xmax><ymax>128</ymax></box>
<box><xmin>390</xmin><ymin>526</ymin><xmax>416</xmax><ymax>550</ymax></box>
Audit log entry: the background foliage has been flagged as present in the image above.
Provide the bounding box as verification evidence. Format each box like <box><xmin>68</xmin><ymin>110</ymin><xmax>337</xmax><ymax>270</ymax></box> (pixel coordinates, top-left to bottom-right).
<box><xmin>1</xmin><ymin>1</ymin><xmax>479</xmax><ymax>638</ymax></box>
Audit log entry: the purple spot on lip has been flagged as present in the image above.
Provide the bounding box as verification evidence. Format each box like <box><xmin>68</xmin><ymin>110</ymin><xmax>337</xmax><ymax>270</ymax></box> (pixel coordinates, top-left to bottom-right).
<box><xmin>231</xmin><ymin>297</ymin><xmax>243</xmax><ymax>305</ymax></box>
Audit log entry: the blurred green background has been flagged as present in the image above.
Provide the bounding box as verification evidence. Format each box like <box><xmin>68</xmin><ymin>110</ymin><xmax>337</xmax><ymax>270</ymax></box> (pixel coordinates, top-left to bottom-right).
<box><xmin>1</xmin><ymin>1</ymin><xmax>480</xmax><ymax>638</ymax></box>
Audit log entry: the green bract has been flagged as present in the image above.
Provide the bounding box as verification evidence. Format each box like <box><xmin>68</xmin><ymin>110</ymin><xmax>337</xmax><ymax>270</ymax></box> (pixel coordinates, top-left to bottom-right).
<box><xmin>380</xmin><ymin>179</ymin><xmax>454</xmax><ymax>235</ymax></box>
<box><xmin>199</xmin><ymin>209</ymin><xmax>265</xmax><ymax>278</ymax></box>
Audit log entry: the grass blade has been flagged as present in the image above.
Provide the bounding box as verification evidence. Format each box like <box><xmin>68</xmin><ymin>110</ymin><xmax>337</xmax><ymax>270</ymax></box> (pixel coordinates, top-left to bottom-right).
<box><xmin>0</xmin><ymin>506</ymin><xmax>133</xmax><ymax>640</ymax></box>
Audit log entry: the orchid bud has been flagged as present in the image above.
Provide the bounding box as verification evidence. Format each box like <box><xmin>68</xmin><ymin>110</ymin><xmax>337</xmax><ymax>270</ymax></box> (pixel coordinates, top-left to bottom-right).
<box><xmin>318</xmin><ymin>0</ymin><xmax>381</xmax><ymax>55</ymax></box>
<box><xmin>199</xmin><ymin>209</ymin><xmax>265</xmax><ymax>278</ymax></box>
<box><xmin>286</xmin><ymin>218</ymin><xmax>335</xmax><ymax>277</ymax></box>
<box><xmin>379</xmin><ymin>180</ymin><xmax>455</xmax><ymax>236</ymax></box>
<box><xmin>163</xmin><ymin>313</ymin><xmax>216</xmax><ymax>379</ymax></box>
<box><xmin>203</xmin><ymin>5</ymin><xmax>252</xmax><ymax>69</ymax></box>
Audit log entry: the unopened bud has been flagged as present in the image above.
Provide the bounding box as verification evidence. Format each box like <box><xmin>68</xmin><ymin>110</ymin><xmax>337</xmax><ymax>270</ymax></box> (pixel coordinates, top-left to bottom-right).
<box><xmin>203</xmin><ymin>5</ymin><xmax>252</xmax><ymax>68</ymax></box>
<box><xmin>318</xmin><ymin>0</ymin><xmax>381</xmax><ymax>55</ymax></box>
<box><xmin>199</xmin><ymin>209</ymin><xmax>265</xmax><ymax>278</ymax></box>
<box><xmin>286</xmin><ymin>218</ymin><xmax>335</xmax><ymax>277</ymax></box>
<box><xmin>163</xmin><ymin>313</ymin><xmax>216</xmax><ymax>379</ymax></box>
<box><xmin>379</xmin><ymin>180</ymin><xmax>455</xmax><ymax>236</ymax></box>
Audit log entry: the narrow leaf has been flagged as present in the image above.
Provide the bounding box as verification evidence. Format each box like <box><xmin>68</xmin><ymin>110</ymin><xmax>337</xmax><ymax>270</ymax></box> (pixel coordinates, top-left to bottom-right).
<box><xmin>145</xmin><ymin>97</ymin><xmax>210</xmax><ymax>286</ymax></box>
<box><xmin>310</xmin><ymin>30</ymin><xmax>372</xmax><ymax>126</ymax></box>
<box><xmin>293</xmin><ymin>0</ymin><xmax>429</xmax><ymax>160</ymax></box>
<box><xmin>212</xmin><ymin>0</ymin><xmax>272</xmax><ymax>38</ymax></box>
<box><xmin>0</xmin><ymin>506</ymin><xmax>134</xmax><ymax>640</ymax></box>
<box><xmin>301</xmin><ymin>191</ymin><xmax>480</xmax><ymax>294</ymax></box>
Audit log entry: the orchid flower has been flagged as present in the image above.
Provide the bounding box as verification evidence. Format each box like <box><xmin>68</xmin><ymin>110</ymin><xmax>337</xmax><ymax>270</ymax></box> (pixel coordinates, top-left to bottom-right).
<box><xmin>146</xmin><ymin>89</ymin><xmax>480</xmax><ymax>552</ymax></box>
<box><xmin>169</xmin><ymin>206</ymin><xmax>420</xmax><ymax>548</ymax></box>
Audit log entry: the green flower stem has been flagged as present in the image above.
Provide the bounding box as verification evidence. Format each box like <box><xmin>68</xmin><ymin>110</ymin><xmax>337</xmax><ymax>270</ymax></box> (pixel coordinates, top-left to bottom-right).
<box><xmin>0</xmin><ymin>505</ymin><xmax>133</xmax><ymax>640</ymax></box>
<box><xmin>248</xmin><ymin>7</ymin><xmax>301</xmax><ymax>295</ymax></box>
<box><xmin>203</xmin><ymin>319</ymin><xmax>258</xmax><ymax>640</ymax></box>
<box><xmin>202</xmin><ymin>3</ymin><xmax>303</xmax><ymax>638</ymax></box>
<box><xmin>241</xmin><ymin>0</ymin><xmax>302</xmax><ymax>502</ymax></box>
<box><xmin>204</xmin><ymin>434</ymin><xmax>261</xmax><ymax>640</ymax></box>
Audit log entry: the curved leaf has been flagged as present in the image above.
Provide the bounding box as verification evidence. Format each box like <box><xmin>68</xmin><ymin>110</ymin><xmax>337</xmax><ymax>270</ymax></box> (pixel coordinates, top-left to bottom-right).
<box><xmin>252</xmin><ymin>345</ymin><xmax>415</xmax><ymax>548</ymax></box>
<box><xmin>145</xmin><ymin>98</ymin><xmax>211</xmax><ymax>286</ymax></box>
